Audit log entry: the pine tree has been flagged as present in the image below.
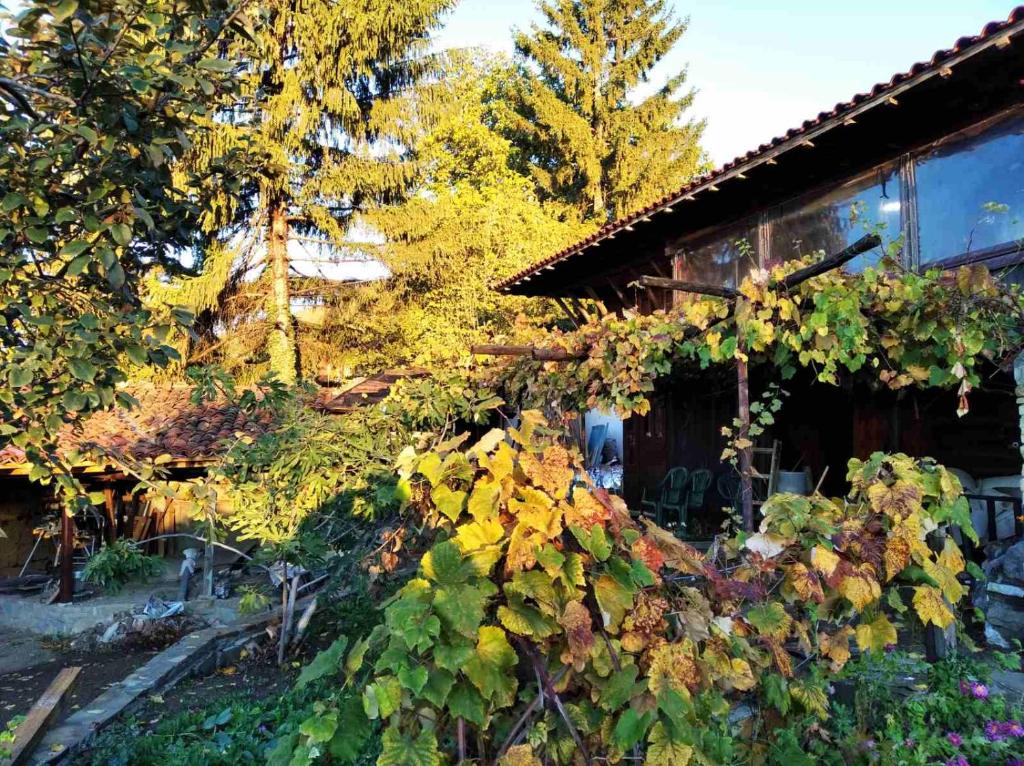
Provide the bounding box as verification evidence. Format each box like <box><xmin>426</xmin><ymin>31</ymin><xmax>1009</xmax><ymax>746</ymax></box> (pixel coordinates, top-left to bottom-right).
<box><xmin>508</xmin><ymin>0</ymin><xmax>707</xmax><ymax>221</ymax></box>
<box><xmin>327</xmin><ymin>57</ymin><xmax>588</xmax><ymax>371</ymax></box>
<box><xmin>151</xmin><ymin>0</ymin><xmax>455</xmax><ymax>383</ymax></box>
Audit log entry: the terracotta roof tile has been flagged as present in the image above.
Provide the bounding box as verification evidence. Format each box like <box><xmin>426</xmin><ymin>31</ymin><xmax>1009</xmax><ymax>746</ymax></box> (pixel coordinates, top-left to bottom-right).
<box><xmin>316</xmin><ymin>368</ymin><xmax>429</xmax><ymax>413</ymax></box>
<box><xmin>0</xmin><ymin>384</ymin><xmax>273</xmax><ymax>467</ymax></box>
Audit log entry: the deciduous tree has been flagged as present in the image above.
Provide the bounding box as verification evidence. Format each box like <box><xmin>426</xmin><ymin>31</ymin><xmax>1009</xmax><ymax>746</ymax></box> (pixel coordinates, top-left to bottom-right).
<box><xmin>0</xmin><ymin>0</ymin><xmax>247</xmax><ymax>504</ymax></box>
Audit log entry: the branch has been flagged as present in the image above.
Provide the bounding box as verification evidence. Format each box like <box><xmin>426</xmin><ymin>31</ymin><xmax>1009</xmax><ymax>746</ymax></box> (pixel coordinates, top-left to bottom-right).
<box><xmin>632</xmin><ymin>275</ymin><xmax>738</xmax><ymax>299</ymax></box>
<box><xmin>495</xmin><ymin>665</ymin><xmax>570</xmax><ymax>759</ymax></box>
<box><xmin>0</xmin><ymin>77</ymin><xmax>79</xmax><ymax>114</ymax></box>
<box><xmin>779</xmin><ymin>233</ymin><xmax>881</xmax><ymax>289</ymax></box>
<box><xmin>470</xmin><ymin>344</ymin><xmax>586</xmax><ymax>361</ymax></box>
<box><xmin>519</xmin><ymin>641</ymin><xmax>590</xmax><ymax>764</ymax></box>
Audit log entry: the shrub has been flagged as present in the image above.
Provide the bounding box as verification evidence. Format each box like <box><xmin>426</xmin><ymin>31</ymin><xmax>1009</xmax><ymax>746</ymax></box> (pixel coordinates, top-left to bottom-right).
<box><xmin>81</xmin><ymin>540</ymin><xmax>162</xmax><ymax>593</ymax></box>
<box><xmin>279</xmin><ymin>411</ymin><xmax>977</xmax><ymax>764</ymax></box>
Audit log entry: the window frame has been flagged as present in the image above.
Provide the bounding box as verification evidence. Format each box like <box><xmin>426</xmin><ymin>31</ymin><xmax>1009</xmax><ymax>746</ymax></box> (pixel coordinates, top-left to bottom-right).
<box><xmin>666</xmin><ymin>103</ymin><xmax>1024</xmax><ymax>283</ymax></box>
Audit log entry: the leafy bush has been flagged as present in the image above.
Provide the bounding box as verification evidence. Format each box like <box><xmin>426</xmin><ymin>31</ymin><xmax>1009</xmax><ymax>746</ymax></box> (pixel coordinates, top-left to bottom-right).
<box><xmin>81</xmin><ymin>540</ymin><xmax>162</xmax><ymax>593</ymax></box>
<box><xmin>77</xmin><ymin>592</ymin><xmax>384</xmax><ymax>766</ymax></box>
<box><xmin>238</xmin><ymin>586</ymin><xmax>273</xmax><ymax>615</ymax></box>
<box><xmin>768</xmin><ymin>650</ymin><xmax>1024</xmax><ymax>764</ymax></box>
<box><xmin>278</xmin><ymin>412</ymin><xmax>976</xmax><ymax>764</ymax></box>
<box><xmin>1</xmin><ymin>716</ymin><xmax>22</xmax><ymax>760</ymax></box>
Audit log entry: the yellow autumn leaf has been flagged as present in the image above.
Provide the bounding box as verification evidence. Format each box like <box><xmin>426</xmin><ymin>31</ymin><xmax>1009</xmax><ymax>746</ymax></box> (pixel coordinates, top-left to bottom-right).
<box><xmin>810</xmin><ymin>545</ymin><xmax>840</xmax><ymax>577</ymax></box>
<box><xmin>559</xmin><ymin>600</ymin><xmax>595</xmax><ymax>670</ymax></box>
<box><xmin>819</xmin><ymin>626</ymin><xmax>854</xmax><ymax>671</ymax></box>
<box><xmin>923</xmin><ymin>558</ymin><xmax>965</xmax><ymax>604</ymax></box>
<box><xmin>913</xmin><ymin>585</ymin><xmax>955</xmax><ymax>629</ymax></box>
<box><xmin>838</xmin><ymin>571</ymin><xmax>881</xmax><ymax>610</ymax></box>
<box><xmin>645</xmin><ymin>722</ymin><xmax>693</xmax><ymax>766</ymax></box>
<box><xmin>937</xmin><ymin>538</ymin><xmax>965</xmax><ymax>576</ymax></box>
<box><xmin>647</xmin><ymin>641</ymin><xmax>700</xmax><ymax>697</ymax></box>
<box><xmin>883</xmin><ymin>535</ymin><xmax>910</xmax><ymax>581</ymax></box>
<box><xmin>855</xmin><ymin>614</ymin><xmax>898</xmax><ymax>654</ymax></box>
<box><xmin>498</xmin><ymin>744</ymin><xmax>542</xmax><ymax>766</ymax></box>
<box><xmin>784</xmin><ymin>563</ymin><xmax>824</xmax><ymax>603</ymax></box>
<box><xmin>867</xmin><ymin>480</ymin><xmax>922</xmax><ymax>520</ymax></box>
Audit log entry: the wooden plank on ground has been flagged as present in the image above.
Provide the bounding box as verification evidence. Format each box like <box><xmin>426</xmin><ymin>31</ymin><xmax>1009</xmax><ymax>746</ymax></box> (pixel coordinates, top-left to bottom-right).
<box><xmin>1</xmin><ymin>666</ymin><xmax>81</xmax><ymax>766</ymax></box>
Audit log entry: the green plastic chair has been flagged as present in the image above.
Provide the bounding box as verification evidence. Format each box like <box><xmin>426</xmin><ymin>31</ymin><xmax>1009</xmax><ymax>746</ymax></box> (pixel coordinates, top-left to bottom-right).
<box><xmin>647</xmin><ymin>467</ymin><xmax>690</xmax><ymax>529</ymax></box>
<box><xmin>717</xmin><ymin>472</ymin><xmax>741</xmax><ymax>515</ymax></box>
<box><xmin>688</xmin><ymin>469</ymin><xmax>713</xmax><ymax>511</ymax></box>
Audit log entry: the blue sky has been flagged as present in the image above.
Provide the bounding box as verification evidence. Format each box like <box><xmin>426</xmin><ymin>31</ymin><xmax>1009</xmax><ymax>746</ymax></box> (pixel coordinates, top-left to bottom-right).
<box><xmin>434</xmin><ymin>0</ymin><xmax>1016</xmax><ymax>165</ymax></box>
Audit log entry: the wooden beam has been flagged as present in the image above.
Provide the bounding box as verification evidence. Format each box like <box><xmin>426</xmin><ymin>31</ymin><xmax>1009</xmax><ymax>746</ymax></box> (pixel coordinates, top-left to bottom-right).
<box><xmin>470</xmin><ymin>345</ymin><xmax>535</xmax><ymax>357</ymax></box>
<box><xmin>779</xmin><ymin>233</ymin><xmax>881</xmax><ymax>289</ymax></box>
<box><xmin>633</xmin><ymin>276</ymin><xmax>738</xmax><ymax>299</ymax></box>
<box><xmin>470</xmin><ymin>345</ymin><xmax>586</xmax><ymax>361</ymax></box>
<box><xmin>2</xmin><ymin>667</ymin><xmax>81</xmax><ymax>765</ymax></box>
<box><xmin>553</xmin><ymin>297</ymin><xmax>581</xmax><ymax>328</ymax></box>
<box><xmin>570</xmin><ymin>297</ymin><xmax>593</xmax><ymax>324</ymax></box>
<box><xmin>57</xmin><ymin>511</ymin><xmax>74</xmax><ymax>604</ymax></box>
<box><xmin>583</xmin><ymin>287</ymin><xmax>609</xmax><ymax>316</ymax></box>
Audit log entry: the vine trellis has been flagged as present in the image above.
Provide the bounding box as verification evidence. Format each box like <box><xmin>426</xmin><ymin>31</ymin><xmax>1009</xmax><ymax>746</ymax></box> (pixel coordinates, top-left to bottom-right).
<box><xmin>476</xmin><ymin>234</ymin><xmax>1024</xmax><ymax>530</ymax></box>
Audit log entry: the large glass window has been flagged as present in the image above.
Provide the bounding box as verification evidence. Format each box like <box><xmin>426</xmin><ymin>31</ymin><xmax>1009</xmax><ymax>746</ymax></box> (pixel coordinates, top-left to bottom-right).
<box><xmin>672</xmin><ymin>219</ymin><xmax>758</xmax><ymax>289</ymax></box>
<box><xmin>916</xmin><ymin>113</ymin><xmax>1024</xmax><ymax>265</ymax></box>
<box><xmin>770</xmin><ymin>166</ymin><xmax>901</xmax><ymax>272</ymax></box>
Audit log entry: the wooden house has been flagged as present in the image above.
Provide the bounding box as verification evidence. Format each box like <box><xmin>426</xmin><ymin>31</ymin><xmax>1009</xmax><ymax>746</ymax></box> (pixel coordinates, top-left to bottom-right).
<box><xmin>494</xmin><ymin>8</ymin><xmax>1024</xmax><ymax>538</ymax></box>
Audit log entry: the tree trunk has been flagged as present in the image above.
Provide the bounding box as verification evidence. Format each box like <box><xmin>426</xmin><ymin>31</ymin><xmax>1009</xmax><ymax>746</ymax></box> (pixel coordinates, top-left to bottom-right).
<box><xmin>267</xmin><ymin>199</ymin><xmax>297</xmax><ymax>384</ymax></box>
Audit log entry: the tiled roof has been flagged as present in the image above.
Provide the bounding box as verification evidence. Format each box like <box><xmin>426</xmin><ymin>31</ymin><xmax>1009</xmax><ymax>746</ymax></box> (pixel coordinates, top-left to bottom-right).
<box><xmin>317</xmin><ymin>369</ymin><xmax>429</xmax><ymax>413</ymax></box>
<box><xmin>0</xmin><ymin>385</ymin><xmax>273</xmax><ymax>469</ymax></box>
<box><xmin>496</xmin><ymin>6</ymin><xmax>1024</xmax><ymax>293</ymax></box>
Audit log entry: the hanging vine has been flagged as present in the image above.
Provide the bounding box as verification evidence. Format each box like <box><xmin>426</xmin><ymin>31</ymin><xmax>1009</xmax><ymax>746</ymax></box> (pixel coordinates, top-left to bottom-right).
<box><xmin>487</xmin><ymin>253</ymin><xmax>1024</xmax><ymax>420</ymax></box>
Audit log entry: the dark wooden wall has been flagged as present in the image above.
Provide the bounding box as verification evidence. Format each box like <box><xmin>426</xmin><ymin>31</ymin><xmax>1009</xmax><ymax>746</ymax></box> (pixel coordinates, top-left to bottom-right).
<box><xmin>622</xmin><ymin>371</ymin><xmax>1020</xmax><ymax>525</ymax></box>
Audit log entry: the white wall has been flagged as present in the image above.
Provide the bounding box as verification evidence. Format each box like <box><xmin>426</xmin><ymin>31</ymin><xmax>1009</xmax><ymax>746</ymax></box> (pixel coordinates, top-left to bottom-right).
<box><xmin>585</xmin><ymin>409</ymin><xmax>623</xmax><ymax>463</ymax></box>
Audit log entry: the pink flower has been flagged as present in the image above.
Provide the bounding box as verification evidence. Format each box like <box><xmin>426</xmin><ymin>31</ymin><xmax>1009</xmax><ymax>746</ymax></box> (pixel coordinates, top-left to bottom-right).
<box><xmin>985</xmin><ymin>721</ymin><xmax>1006</xmax><ymax>742</ymax></box>
<box><xmin>960</xmin><ymin>680</ymin><xmax>990</xmax><ymax>700</ymax></box>
<box><xmin>947</xmin><ymin>732</ymin><xmax>963</xmax><ymax>747</ymax></box>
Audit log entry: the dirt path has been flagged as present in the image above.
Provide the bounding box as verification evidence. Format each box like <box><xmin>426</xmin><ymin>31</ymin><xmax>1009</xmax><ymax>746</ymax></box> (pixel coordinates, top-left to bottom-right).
<box><xmin>0</xmin><ymin>640</ymin><xmax>158</xmax><ymax>731</ymax></box>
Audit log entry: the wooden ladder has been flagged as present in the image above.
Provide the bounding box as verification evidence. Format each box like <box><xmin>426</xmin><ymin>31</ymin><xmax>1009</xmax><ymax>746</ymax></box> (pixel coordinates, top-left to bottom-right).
<box><xmin>750</xmin><ymin>439</ymin><xmax>781</xmax><ymax>512</ymax></box>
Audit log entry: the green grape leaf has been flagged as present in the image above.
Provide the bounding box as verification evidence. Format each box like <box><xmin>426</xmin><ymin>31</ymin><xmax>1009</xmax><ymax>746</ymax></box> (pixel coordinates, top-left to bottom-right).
<box><xmin>397</xmin><ymin>664</ymin><xmax>429</xmax><ymax>695</ymax></box>
<box><xmin>594</xmin><ymin>574</ymin><xmax>634</xmax><ymax>633</ymax></box>
<box><xmin>434</xmin><ymin>582</ymin><xmax>494</xmax><ymax>638</ymax></box>
<box><xmin>447</xmin><ymin>682</ymin><xmax>487</xmax><ymax>726</ymax></box>
<box><xmin>762</xmin><ymin>673</ymin><xmax>790</xmax><ymax>715</ymax></box>
<box><xmin>613</xmin><ymin>708</ymin><xmax>653</xmax><ymax>750</ymax></box>
<box><xmin>328</xmin><ymin>696</ymin><xmax>371</xmax><ymax>763</ymax></box>
<box><xmin>295</xmin><ymin>636</ymin><xmax>348</xmax><ymax>689</ymax></box>
<box><xmin>420</xmin><ymin>667</ymin><xmax>455</xmax><ymax>708</ymax></box>
<box><xmin>377</xmin><ymin>726</ymin><xmax>440</xmax><ymax>766</ymax></box>
<box><xmin>599</xmin><ymin>664</ymin><xmax>643</xmax><ymax>712</ymax></box>
<box><xmin>497</xmin><ymin>596</ymin><xmax>559</xmax><ymax>638</ymax></box>
<box><xmin>422</xmin><ymin>540</ymin><xmax>472</xmax><ymax>585</ymax></box>
<box><xmin>363</xmin><ymin>675</ymin><xmax>403</xmax><ymax>720</ymax></box>
<box><xmin>464</xmin><ymin>626</ymin><xmax>518</xmax><ymax>703</ymax></box>
<box><xmin>434</xmin><ymin>638</ymin><xmax>475</xmax><ymax>673</ymax></box>
<box><xmin>298</xmin><ymin>711</ymin><xmax>337</xmax><ymax>743</ymax></box>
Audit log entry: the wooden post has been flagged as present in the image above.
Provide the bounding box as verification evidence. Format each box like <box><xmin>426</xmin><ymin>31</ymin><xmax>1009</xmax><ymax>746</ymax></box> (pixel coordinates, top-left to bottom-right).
<box><xmin>736</xmin><ymin>313</ymin><xmax>754</xmax><ymax>532</ymax></box>
<box><xmin>57</xmin><ymin>510</ymin><xmax>75</xmax><ymax>604</ymax></box>
<box><xmin>924</xmin><ymin>527</ymin><xmax>954</xmax><ymax>662</ymax></box>
<box><xmin>102</xmin><ymin>486</ymin><xmax>117</xmax><ymax>545</ymax></box>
